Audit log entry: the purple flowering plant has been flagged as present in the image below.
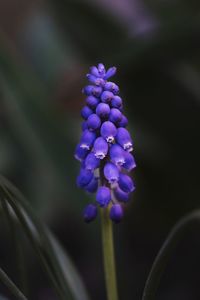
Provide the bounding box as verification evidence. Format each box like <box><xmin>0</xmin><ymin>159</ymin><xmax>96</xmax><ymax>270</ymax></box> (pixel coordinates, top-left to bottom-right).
<box><xmin>74</xmin><ymin>63</ymin><xmax>137</xmax><ymax>300</ymax></box>
<box><xmin>75</xmin><ymin>63</ymin><xmax>136</xmax><ymax>224</ymax></box>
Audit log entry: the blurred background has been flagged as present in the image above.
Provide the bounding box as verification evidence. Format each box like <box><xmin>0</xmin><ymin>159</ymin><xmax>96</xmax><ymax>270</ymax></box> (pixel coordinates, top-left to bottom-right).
<box><xmin>0</xmin><ymin>0</ymin><xmax>200</xmax><ymax>299</ymax></box>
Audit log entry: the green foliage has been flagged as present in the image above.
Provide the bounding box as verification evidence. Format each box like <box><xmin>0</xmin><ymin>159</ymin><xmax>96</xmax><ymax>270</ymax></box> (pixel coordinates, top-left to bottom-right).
<box><xmin>0</xmin><ymin>175</ymin><xmax>90</xmax><ymax>300</ymax></box>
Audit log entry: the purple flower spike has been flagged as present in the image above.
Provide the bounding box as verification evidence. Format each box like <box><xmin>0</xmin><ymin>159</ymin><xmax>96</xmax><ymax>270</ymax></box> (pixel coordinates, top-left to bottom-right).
<box><xmin>110</xmin><ymin>144</ymin><xmax>125</xmax><ymax>166</ymax></box>
<box><xmin>84</xmin><ymin>152</ymin><xmax>100</xmax><ymax>171</ymax></box>
<box><xmin>104</xmin><ymin>67</ymin><xmax>117</xmax><ymax>80</ymax></box>
<box><xmin>101</xmin><ymin>91</ymin><xmax>114</xmax><ymax>103</ymax></box>
<box><xmin>96</xmin><ymin>103</ymin><xmax>110</xmax><ymax>118</ymax></box>
<box><xmin>123</xmin><ymin>152</ymin><xmax>136</xmax><ymax>171</ymax></box>
<box><xmin>114</xmin><ymin>187</ymin><xmax>129</xmax><ymax>202</ymax></box>
<box><xmin>104</xmin><ymin>82</ymin><xmax>119</xmax><ymax>95</ymax></box>
<box><xmin>116</xmin><ymin>127</ymin><xmax>133</xmax><ymax>151</ymax></box>
<box><xmin>83</xmin><ymin>204</ymin><xmax>97</xmax><ymax>223</ymax></box>
<box><xmin>109</xmin><ymin>108</ymin><xmax>122</xmax><ymax>124</ymax></box>
<box><xmin>74</xmin><ymin>143</ymin><xmax>89</xmax><ymax>161</ymax></box>
<box><xmin>85</xmin><ymin>176</ymin><xmax>98</xmax><ymax>193</ymax></box>
<box><xmin>109</xmin><ymin>204</ymin><xmax>124</xmax><ymax>223</ymax></box>
<box><xmin>93</xmin><ymin>137</ymin><xmax>108</xmax><ymax>159</ymax></box>
<box><xmin>80</xmin><ymin>130</ymin><xmax>96</xmax><ymax>150</ymax></box>
<box><xmin>118</xmin><ymin>115</ymin><xmax>128</xmax><ymax>127</ymax></box>
<box><xmin>111</xmin><ymin>96</ymin><xmax>122</xmax><ymax>108</ymax></box>
<box><xmin>76</xmin><ymin>168</ymin><xmax>93</xmax><ymax>188</ymax></box>
<box><xmin>118</xmin><ymin>173</ymin><xmax>135</xmax><ymax>193</ymax></box>
<box><xmin>81</xmin><ymin>106</ymin><xmax>93</xmax><ymax>120</ymax></box>
<box><xmin>87</xmin><ymin>114</ymin><xmax>101</xmax><ymax>131</ymax></box>
<box><xmin>101</xmin><ymin>121</ymin><xmax>117</xmax><ymax>143</ymax></box>
<box><xmin>96</xmin><ymin>186</ymin><xmax>111</xmax><ymax>207</ymax></box>
<box><xmin>75</xmin><ymin>63</ymin><xmax>136</xmax><ymax>222</ymax></box>
<box><xmin>86</xmin><ymin>96</ymin><xmax>99</xmax><ymax>108</ymax></box>
<box><xmin>104</xmin><ymin>162</ymin><xmax>119</xmax><ymax>183</ymax></box>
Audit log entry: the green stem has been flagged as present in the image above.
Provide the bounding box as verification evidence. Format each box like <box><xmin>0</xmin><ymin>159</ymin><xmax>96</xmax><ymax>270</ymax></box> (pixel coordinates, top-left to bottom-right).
<box><xmin>101</xmin><ymin>207</ymin><xmax>119</xmax><ymax>300</ymax></box>
<box><xmin>142</xmin><ymin>210</ymin><xmax>200</xmax><ymax>300</ymax></box>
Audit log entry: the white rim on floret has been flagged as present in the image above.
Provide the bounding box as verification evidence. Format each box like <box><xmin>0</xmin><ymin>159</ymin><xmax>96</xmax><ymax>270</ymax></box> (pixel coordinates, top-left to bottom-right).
<box><xmin>80</xmin><ymin>144</ymin><xmax>90</xmax><ymax>150</ymax></box>
<box><xmin>106</xmin><ymin>136</ymin><xmax>115</xmax><ymax>143</ymax></box>
<box><xmin>124</xmin><ymin>143</ymin><xmax>133</xmax><ymax>152</ymax></box>
<box><xmin>95</xmin><ymin>152</ymin><xmax>106</xmax><ymax>159</ymax></box>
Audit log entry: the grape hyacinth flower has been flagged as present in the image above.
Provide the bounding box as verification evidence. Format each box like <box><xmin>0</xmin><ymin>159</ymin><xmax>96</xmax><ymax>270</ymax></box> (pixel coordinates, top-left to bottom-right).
<box><xmin>75</xmin><ymin>63</ymin><xmax>136</xmax><ymax>223</ymax></box>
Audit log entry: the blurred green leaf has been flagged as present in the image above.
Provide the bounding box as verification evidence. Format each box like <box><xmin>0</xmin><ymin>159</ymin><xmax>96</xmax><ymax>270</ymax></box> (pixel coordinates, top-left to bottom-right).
<box><xmin>0</xmin><ymin>267</ymin><xmax>27</xmax><ymax>300</ymax></box>
<box><xmin>0</xmin><ymin>175</ymin><xmax>91</xmax><ymax>300</ymax></box>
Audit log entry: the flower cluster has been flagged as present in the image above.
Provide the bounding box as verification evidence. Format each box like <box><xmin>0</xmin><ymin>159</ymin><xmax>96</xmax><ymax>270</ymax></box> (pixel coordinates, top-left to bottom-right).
<box><xmin>75</xmin><ymin>63</ymin><xmax>136</xmax><ymax>223</ymax></box>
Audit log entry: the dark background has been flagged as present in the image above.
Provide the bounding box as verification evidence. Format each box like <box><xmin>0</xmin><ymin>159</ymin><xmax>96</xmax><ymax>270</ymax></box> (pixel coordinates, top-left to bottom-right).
<box><xmin>0</xmin><ymin>0</ymin><xmax>200</xmax><ymax>299</ymax></box>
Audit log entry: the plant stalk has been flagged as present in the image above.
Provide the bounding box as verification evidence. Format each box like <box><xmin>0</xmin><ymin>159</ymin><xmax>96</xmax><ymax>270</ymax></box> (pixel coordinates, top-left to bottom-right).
<box><xmin>101</xmin><ymin>207</ymin><xmax>119</xmax><ymax>300</ymax></box>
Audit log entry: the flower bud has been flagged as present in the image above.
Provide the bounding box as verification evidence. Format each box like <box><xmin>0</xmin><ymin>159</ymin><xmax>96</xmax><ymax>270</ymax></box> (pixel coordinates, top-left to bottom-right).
<box><xmin>87</xmin><ymin>114</ymin><xmax>101</xmax><ymax>131</ymax></box>
<box><xmin>101</xmin><ymin>121</ymin><xmax>117</xmax><ymax>143</ymax></box>
<box><xmin>104</xmin><ymin>162</ymin><xmax>119</xmax><ymax>183</ymax></box>
<box><xmin>76</xmin><ymin>168</ymin><xmax>93</xmax><ymax>188</ymax></box>
<box><xmin>98</xmin><ymin>63</ymin><xmax>106</xmax><ymax>76</ymax></box>
<box><xmin>81</xmin><ymin>106</ymin><xmax>93</xmax><ymax>120</ymax></box>
<box><xmin>74</xmin><ymin>143</ymin><xmax>89</xmax><ymax>161</ymax></box>
<box><xmin>83</xmin><ymin>204</ymin><xmax>98</xmax><ymax>223</ymax></box>
<box><xmin>86</xmin><ymin>96</ymin><xmax>99</xmax><ymax>108</ymax></box>
<box><xmin>123</xmin><ymin>152</ymin><xmax>136</xmax><ymax>171</ymax></box>
<box><xmin>96</xmin><ymin>103</ymin><xmax>110</xmax><ymax>118</ymax></box>
<box><xmin>118</xmin><ymin>115</ymin><xmax>128</xmax><ymax>127</ymax></box>
<box><xmin>90</xmin><ymin>66</ymin><xmax>100</xmax><ymax>77</ymax></box>
<box><xmin>85</xmin><ymin>176</ymin><xmax>98</xmax><ymax>193</ymax></box>
<box><xmin>109</xmin><ymin>108</ymin><xmax>122</xmax><ymax>124</ymax></box>
<box><xmin>93</xmin><ymin>137</ymin><xmax>108</xmax><ymax>159</ymax></box>
<box><xmin>96</xmin><ymin>186</ymin><xmax>111</xmax><ymax>207</ymax></box>
<box><xmin>101</xmin><ymin>91</ymin><xmax>114</xmax><ymax>103</ymax></box>
<box><xmin>116</xmin><ymin>127</ymin><xmax>133</xmax><ymax>151</ymax></box>
<box><xmin>110</xmin><ymin>144</ymin><xmax>125</xmax><ymax>166</ymax></box>
<box><xmin>104</xmin><ymin>67</ymin><xmax>117</xmax><ymax>80</ymax></box>
<box><xmin>111</xmin><ymin>96</ymin><xmax>122</xmax><ymax>108</ymax></box>
<box><xmin>114</xmin><ymin>187</ymin><xmax>129</xmax><ymax>202</ymax></box>
<box><xmin>109</xmin><ymin>204</ymin><xmax>124</xmax><ymax>223</ymax></box>
<box><xmin>84</xmin><ymin>152</ymin><xmax>100</xmax><ymax>171</ymax></box>
<box><xmin>80</xmin><ymin>130</ymin><xmax>96</xmax><ymax>150</ymax></box>
<box><xmin>104</xmin><ymin>82</ymin><xmax>119</xmax><ymax>94</ymax></box>
<box><xmin>118</xmin><ymin>173</ymin><xmax>135</xmax><ymax>193</ymax></box>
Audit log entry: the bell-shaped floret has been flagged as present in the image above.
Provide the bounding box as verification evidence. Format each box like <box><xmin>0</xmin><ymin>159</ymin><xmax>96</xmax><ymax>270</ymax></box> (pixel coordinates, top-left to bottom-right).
<box><xmin>109</xmin><ymin>204</ymin><xmax>124</xmax><ymax>223</ymax></box>
<box><xmin>76</xmin><ymin>168</ymin><xmax>93</xmax><ymax>188</ymax></box>
<box><xmin>101</xmin><ymin>121</ymin><xmax>117</xmax><ymax>143</ymax></box>
<box><xmin>96</xmin><ymin>186</ymin><xmax>111</xmax><ymax>207</ymax></box>
<box><xmin>104</xmin><ymin>162</ymin><xmax>119</xmax><ymax>183</ymax></box>
<box><xmin>81</xmin><ymin>106</ymin><xmax>93</xmax><ymax>120</ymax></box>
<box><xmin>93</xmin><ymin>137</ymin><xmax>108</xmax><ymax>159</ymax></box>
<box><xmin>114</xmin><ymin>187</ymin><xmax>129</xmax><ymax>202</ymax></box>
<box><xmin>96</xmin><ymin>103</ymin><xmax>110</xmax><ymax>118</ymax></box>
<box><xmin>109</xmin><ymin>144</ymin><xmax>125</xmax><ymax>166</ymax></box>
<box><xmin>84</xmin><ymin>152</ymin><xmax>100</xmax><ymax>171</ymax></box>
<box><xmin>104</xmin><ymin>67</ymin><xmax>117</xmax><ymax>80</ymax></box>
<box><xmin>87</xmin><ymin>114</ymin><xmax>101</xmax><ymax>131</ymax></box>
<box><xmin>83</xmin><ymin>204</ymin><xmax>98</xmax><ymax>223</ymax></box>
<box><xmin>109</xmin><ymin>108</ymin><xmax>122</xmax><ymax>124</ymax></box>
<box><xmin>80</xmin><ymin>130</ymin><xmax>96</xmax><ymax>150</ymax></box>
<box><xmin>116</xmin><ymin>127</ymin><xmax>133</xmax><ymax>151</ymax></box>
<box><xmin>123</xmin><ymin>152</ymin><xmax>136</xmax><ymax>171</ymax></box>
<box><xmin>74</xmin><ymin>143</ymin><xmax>89</xmax><ymax>161</ymax></box>
<box><xmin>118</xmin><ymin>173</ymin><xmax>135</xmax><ymax>193</ymax></box>
<box><xmin>101</xmin><ymin>91</ymin><xmax>114</xmax><ymax>103</ymax></box>
<box><xmin>111</xmin><ymin>96</ymin><xmax>122</xmax><ymax>108</ymax></box>
<box><xmin>104</xmin><ymin>82</ymin><xmax>119</xmax><ymax>94</ymax></box>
